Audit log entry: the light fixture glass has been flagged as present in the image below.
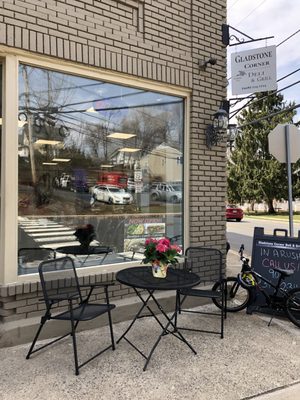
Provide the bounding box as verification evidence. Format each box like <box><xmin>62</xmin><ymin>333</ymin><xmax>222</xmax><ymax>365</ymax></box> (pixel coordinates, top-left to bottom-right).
<box><xmin>213</xmin><ymin>108</ymin><xmax>229</xmax><ymax>130</ymax></box>
<box><xmin>18</xmin><ymin>120</ymin><xmax>27</xmax><ymax>128</ymax></box>
<box><xmin>206</xmin><ymin>107</ymin><xmax>229</xmax><ymax>149</ymax></box>
<box><xmin>86</xmin><ymin>106</ymin><xmax>97</xmax><ymax>113</ymax></box>
<box><xmin>227</xmin><ymin>124</ymin><xmax>237</xmax><ymax>151</ymax></box>
<box><xmin>107</xmin><ymin>132</ymin><xmax>136</xmax><ymax>140</ymax></box>
<box><xmin>101</xmin><ymin>164</ymin><xmax>113</xmax><ymax>168</ymax></box>
<box><xmin>35</xmin><ymin>139</ymin><xmax>62</xmax><ymax>146</ymax></box>
<box><xmin>118</xmin><ymin>147</ymin><xmax>141</xmax><ymax>153</ymax></box>
<box><xmin>227</xmin><ymin>124</ymin><xmax>237</xmax><ymax>139</ymax></box>
<box><xmin>43</xmin><ymin>162</ymin><xmax>58</xmax><ymax>165</ymax></box>
<box><xmin>52</xmin><ymin>158</ymin><xmax>71</xmax><ymax>162</ymax></box>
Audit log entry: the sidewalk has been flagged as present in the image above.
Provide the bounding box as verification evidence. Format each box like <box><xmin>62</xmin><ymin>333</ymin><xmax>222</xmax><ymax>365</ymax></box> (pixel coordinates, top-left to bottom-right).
<box><xmin>225</xmin><ymin>251</ymin><xmax>300</xmax><ymax>400</ymax></box>
<box><xmin>0</xmin><ymin>252</ymin><xmax>299</xmax><ymax>400</ymax></box>
<box><xmin>251</xmin><ymin>383</ymin><xmax>300</xmax><ymax>400</ymax></box>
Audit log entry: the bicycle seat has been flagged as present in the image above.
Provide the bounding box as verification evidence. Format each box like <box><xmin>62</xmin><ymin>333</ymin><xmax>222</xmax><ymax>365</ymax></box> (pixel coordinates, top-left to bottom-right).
<box><xmin>273</xmin><ymin>267</ymin><xmax>294</xmax><ymax>277</ymax></box>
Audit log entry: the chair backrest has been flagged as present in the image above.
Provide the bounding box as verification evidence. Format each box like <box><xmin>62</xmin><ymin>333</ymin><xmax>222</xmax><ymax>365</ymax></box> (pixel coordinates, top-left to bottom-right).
<box><xmin>18</xmin><ymin>247</ymin><xmax>56</xmax><ymax>270</ymax></box>
<box><xmin>38</xmin><ymin>256</ymin><xmax>83</xmax><ymax>308</ymax></box>
<box><xmin>184</xmin><ymin>247</ymin><xmax>224</xmax><ymax>284</ymax></box>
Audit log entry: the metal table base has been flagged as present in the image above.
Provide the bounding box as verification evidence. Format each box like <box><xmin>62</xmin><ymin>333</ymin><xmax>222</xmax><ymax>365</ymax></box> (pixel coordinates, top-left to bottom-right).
<box><xmin>116</xmin><ymin>266</ymin><xmax>201</xmax><ymax>370</ymax></box>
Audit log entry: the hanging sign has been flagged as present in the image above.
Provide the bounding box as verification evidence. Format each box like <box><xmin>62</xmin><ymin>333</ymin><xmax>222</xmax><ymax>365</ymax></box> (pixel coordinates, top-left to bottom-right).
<box><xmin>231</xmin><ymin>45</ymin><xmax>277</xmax><ymax>95</ymax></box>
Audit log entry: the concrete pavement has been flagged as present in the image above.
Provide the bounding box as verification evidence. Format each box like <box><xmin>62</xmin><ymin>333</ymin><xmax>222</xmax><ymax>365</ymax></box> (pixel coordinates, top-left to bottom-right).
<box><xmin>252</xmin><ymin>383</ymin><xmax>300</xmax><ymax>400</ymax></box>
<box><xmin>0</xmin><ymin>251</ymin><xmax>299</xmax><ymax>400</ymax></box>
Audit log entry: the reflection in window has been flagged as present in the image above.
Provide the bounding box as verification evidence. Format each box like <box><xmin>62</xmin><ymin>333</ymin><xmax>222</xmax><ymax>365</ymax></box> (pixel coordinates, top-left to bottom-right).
<box><xmin>18</xmin><ymin>64</ymin><xmax>184</xmax><ymax>274</ymax></box>
<box><xmin>0</xmin><ymin>64</ymin><xmax>2</xmax><ymax>247</ymax></box>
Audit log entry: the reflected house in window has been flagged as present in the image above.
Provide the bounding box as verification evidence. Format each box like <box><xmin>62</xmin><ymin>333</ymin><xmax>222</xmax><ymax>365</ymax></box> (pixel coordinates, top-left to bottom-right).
<box><xmin>109</xmin><ymin>147</ymin><xmax>140</xmax><ymax>169</ymax></box>
<box><xmin>140</xmin><ymin>144</ymin><xmax>182</xmax><ymax>182</ymax></box>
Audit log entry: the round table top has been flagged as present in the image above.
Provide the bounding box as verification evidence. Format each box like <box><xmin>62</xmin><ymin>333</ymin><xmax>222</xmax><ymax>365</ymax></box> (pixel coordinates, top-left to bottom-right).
<box><xmin>116</xmin><ymin>266</ymin><xmax>201</xmax><ymax>290</ymax></box>
<box><xmin>56</xmin><ymin>245</ymin><xmax>112</xmax><ymax>256</ymax></box>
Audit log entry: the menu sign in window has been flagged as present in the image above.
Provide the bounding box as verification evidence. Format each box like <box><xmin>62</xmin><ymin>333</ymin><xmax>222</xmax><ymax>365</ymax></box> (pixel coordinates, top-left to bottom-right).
<box><xmin>124</xmin><ymin>217</ymin><xmax>165</xmax><ymax>253</ymax></box>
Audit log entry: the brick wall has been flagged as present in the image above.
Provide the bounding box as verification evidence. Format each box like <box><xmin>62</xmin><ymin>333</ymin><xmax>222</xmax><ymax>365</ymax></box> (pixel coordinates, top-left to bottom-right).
<box><xmin>0</xmin><ymin>0</ymin><xmax>196</xmax><ymax>87</ymax></box>
<box><xmin>0</xmin><ymin>271</ymin><xmax>136</xmax><ymax>324</ymax></box>
<box><xmin>0</xmin><ymin>0</ymin><xmax>227</xmax><ymax>339</ymax></box>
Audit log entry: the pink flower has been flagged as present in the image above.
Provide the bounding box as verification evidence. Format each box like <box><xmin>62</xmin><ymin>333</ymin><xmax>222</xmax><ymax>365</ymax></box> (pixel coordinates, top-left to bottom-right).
<box><xmin>156</xmin><ymin>243</ymin><xmax>169</xmax><ymax>253</ymax></box>
<box><xmin>145</xmin><ymin>237</ymin><xmax>158</xmax><ymax>246</ymax></box>
<box><xmin>170</xmin><ymin>244</ymin><xmax>181</xmax><ymax>253</ymax></box>
<box><xmin>158</xmin><ymin>238</ymin><xmax>170</xmax><ymax>247</ymax></box>
<box><xmin>143</xmin><ymin>235</ymin><xmax>181</xmax><ymax>266</ymax></box>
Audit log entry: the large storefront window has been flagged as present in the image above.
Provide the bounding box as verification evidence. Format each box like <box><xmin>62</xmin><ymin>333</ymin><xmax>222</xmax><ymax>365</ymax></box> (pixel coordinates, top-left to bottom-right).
<box><xmin>0</xmin><ymin>65</ymin><xmax>2</xmax><ymax>242</ymax></box>
<box><xmin>18</xmin><ymin>64</ymin><xmax>184</xmax><ymax>274</ymax></box>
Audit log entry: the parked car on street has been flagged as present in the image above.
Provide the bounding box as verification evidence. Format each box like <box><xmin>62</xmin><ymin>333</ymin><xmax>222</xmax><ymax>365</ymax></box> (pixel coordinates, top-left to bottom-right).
<box><xmin>70</xmin><ymin>180</ymin><xmax>89</xmax><ymax>193</ymax></box>
<box><xmin>56</xmin><ymin>173</ymin><xmax>89</xmax><ymax>193</ymax></box>
<box><xmin>127</xmin><ymin>178</ymin><xmax>135</xmax><ymax>191</ymax></box>
<box><xmin>59</xmin><ymin>173</ymin><xmax>71</xmax><ymax>189</ymax></box>
<box><xmin>91</xmin><ymin>185</ymin><xmax>133</xmax><ymax>205</ymax></box>
<box><xmin>226</xmin><ymin>205</ymin><xmax>243</xmax><ymax>222</ymax></box>
<box><xmin>150</xmin><ymin>183</ymin><xmax>182</xmax><ymax>203</ymax></box>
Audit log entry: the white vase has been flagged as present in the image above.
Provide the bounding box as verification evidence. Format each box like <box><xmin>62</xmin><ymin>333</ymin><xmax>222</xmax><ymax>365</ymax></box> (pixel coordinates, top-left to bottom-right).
<box><xmin>151</xmin><ymin>262</ymin><xmax>168</xmax><ymax>278</ymax></box>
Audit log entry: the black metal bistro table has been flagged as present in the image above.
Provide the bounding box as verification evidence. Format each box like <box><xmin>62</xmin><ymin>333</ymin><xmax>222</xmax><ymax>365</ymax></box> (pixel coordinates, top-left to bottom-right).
<box><xmin>56</xmin><ymin>245</ymin><xmax>113</xmax><ymax>267</ymax></box>
<box><xmin>116</xmin><ymin>266</ymin><xmax>201</xmax><ymax>370</ymax></box>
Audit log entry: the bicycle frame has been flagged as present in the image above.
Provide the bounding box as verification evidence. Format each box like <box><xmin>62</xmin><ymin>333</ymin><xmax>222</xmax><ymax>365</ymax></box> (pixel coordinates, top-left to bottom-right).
<box><xmin>225</xmin><ymin>245</ymin><xmax>300</xmax><ymax>327</ymax></box>
<box><xmin>239</xmin><ymin>249</ymin><xmax>289</xmax><ymax>310</ymax></box>
<box><xmin>251</xmin><ymin>270</ymin><xmax>289</xmax><ymax>307</ymax></box>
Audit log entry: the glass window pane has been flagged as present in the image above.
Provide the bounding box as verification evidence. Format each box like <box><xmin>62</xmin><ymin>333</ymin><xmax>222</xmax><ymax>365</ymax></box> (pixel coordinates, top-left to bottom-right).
<box><xmin>0</xmin><ymin>64</ymin><xmax>2</xmax><ymax>245</ymax></box>
<box><xmin>18</xmin><ymin>64</ymin><xmax>184</xmax><ymax>274</ymax></box>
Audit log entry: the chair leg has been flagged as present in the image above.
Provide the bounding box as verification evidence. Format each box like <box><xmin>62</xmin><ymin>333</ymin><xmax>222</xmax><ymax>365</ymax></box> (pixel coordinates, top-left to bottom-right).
<box><xmin>177</xmin><ymin>289</ymin><xmax>225</xmax><ymax>339</ymax></box>
<box><xmin>104</xmin><ymin>286</ymin><xmax>115</xmax><ymax>350</ymax></box>
<box><xmin>174</xmin><ymin>291</ymin><xmax>180</xmax><ymax>329</ymax></box>
<box><xmin>178</xmin><ymin>294</ymin><xmax>187</xmax><ymax>314</ymax></box>
<box><xmin>177</xmin><ymin>292</ymin><xmax>181</xmax><ymax>315</ymax></box>
<box><xmin>69</xmin><ymin>308</ymin><xmax>80</xmax><ymax>375</ymax></box>
<box><xmin>220</xmin><ymin>305</ymin><xmax>224</xmax><ymax>339</ymax></box>
<box><xmin>220</xmin><ymin>281</ymin><xmax>225</xmax><ymax>339</ymax></box>
<box><xmin>224</xmin><ymin>280</ymin><xmax>227</xmax><ymax>320</ymax></box>
<box><xmin>107</xmin><ymin>308</ymin><xmax>115</xmax><ymax>350</ymax></box>
<box><xmin>26</xmin><ymin>314</ymin><xmax>47</xmax><ymax>359</ymax></box>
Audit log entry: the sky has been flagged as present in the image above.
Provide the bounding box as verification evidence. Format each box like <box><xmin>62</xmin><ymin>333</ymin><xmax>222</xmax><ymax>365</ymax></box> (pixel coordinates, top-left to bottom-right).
<box><xmin>227</xmin><ymin>0</ymin><xmax>300</xmax><ymax>124</ymax></box>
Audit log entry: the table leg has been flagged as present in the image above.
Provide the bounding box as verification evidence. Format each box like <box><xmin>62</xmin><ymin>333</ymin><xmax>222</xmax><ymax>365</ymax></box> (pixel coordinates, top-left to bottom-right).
<box><xmin>73</xmin><ymin>252</ymin><xmax>109</xmax><ymax>268</ymax></box>
<box><xmin>71</xmin><ymin>254</ymin><xmax>89</xmax><ymax>268</ymax></box>
<box><xmin>99</xmin><ymin>252</ymin><xmax>109</xmax><ymax>264</ymax></box>
<box><xmin>117</xmin><ymin>288</ymin><xmax>197</xmax><ymax>371</ymax></box>
<box><xmin>142</xmin><ymin>291</ymin><xmax>197</xmax><ymax>371</ymax></box>
<box><xmin>117</xmin><ymin>289</ymin><xmax>168</xmax><ymax>348</ymax></box>
<box><xmin>116</xmin><ymin>290</ymin><xmax>153</xmax><ymax>345</ymax></box>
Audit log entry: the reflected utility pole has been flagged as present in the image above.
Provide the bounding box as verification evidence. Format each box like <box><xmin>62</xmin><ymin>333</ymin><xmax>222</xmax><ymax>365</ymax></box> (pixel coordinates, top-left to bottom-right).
<box><xmin>22</xmin><ymin>66</ymin><xmax>37</xmax><ymax>185</ymax></box>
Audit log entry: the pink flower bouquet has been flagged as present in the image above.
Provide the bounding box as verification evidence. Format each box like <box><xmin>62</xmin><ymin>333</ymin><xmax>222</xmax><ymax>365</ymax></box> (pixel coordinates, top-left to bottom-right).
<box><xmin>142</xmin><ymin>237</ymin><xmax>181</xmax><ymax>266</ymax></box>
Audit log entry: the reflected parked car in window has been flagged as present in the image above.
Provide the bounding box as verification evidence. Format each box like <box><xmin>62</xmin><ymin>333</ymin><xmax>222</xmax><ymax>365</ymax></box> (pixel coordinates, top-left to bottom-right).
<box><xmin>226</xmin><ymin>205</ymin><xmax>243</xmax><ymax>222</ymax></box>
<box><xmin>127</xmin><ymin>178</ymin><xmax>135</xmax><ymax>192</ymax></box>
<box><xmin>150</xmin><ymin>183</ymin><xmax>182</xmax><ymax>203</ymax></box>
<box><xmin>91</xmin><ymin>185</ymin><xmax>133</xmax><ymax>205</ymax></box>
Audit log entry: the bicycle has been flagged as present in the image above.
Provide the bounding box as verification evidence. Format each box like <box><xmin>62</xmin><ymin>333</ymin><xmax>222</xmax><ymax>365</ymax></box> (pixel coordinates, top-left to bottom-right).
<box><xmin>212</xmin><ymin>244</ymin><xmax>300</xmax><ymax>328</ymax></box>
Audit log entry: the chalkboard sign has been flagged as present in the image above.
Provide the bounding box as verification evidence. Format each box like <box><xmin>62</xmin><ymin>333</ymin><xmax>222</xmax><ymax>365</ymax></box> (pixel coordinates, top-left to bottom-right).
<box><xmin>250</xmin><ymin>227</ymin><xmax>300</xmax><ymax>310</ymax></box>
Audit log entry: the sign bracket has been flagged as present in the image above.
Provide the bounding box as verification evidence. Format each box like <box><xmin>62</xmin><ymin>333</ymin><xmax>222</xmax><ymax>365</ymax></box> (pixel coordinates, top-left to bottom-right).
<box><xmin>222</xmin><ymin>24</ymin><xmax>274</xmax><ymax>47</ymax></box>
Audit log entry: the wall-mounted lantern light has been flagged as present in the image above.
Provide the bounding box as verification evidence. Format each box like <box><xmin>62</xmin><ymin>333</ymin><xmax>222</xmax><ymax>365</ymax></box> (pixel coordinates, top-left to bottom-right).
<box><xmin>227</xmin><ymin>124</ymin><xmax>238</xmax><ymax>151</ymax></box>
<box><xmin>206</xmin><ymin>108</ymin><xmax>229</xmax><ymax>149</ymax></box>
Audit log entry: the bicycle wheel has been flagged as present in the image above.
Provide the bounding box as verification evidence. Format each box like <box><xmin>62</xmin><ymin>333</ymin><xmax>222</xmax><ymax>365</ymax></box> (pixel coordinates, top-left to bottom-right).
<box><xmin>285</xmin><ymin>288</ymin><xmax>300</xmax><ymax>328</ymax></box>
<box><xmin>212</xmin><ymin>276</ymin><xmax>250</xmax><ymax>312</ymax></box>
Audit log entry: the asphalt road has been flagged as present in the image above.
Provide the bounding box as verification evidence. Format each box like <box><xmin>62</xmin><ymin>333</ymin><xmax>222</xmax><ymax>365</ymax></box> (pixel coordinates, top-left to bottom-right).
<box><xmin>227</xmin><ymin>217</ymin><xmax>300</xmax><ymax>256</ymax></box>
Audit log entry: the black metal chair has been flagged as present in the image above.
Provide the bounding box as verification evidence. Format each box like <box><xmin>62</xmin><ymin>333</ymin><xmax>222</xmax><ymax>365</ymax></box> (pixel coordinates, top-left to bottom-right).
<box><xmin>176</xmin><ymin>246</ymin><xmax>226</xmax><ymax>338</ymax></box>
<box><xmin>26</xmin><ymin>256</ymin><xmax>116</xmax><ymax>375</ymax></box>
